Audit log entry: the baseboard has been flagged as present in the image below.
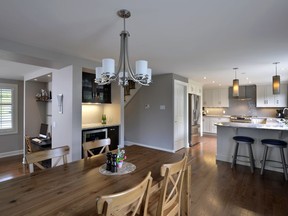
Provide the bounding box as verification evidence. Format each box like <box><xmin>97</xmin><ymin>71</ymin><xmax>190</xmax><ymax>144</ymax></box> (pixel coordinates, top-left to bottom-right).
<box><xmin>0</xmin><ymin>150</ymin><xmax>23</xmax><ymax>158</ymax></box>
<box><xmin>125</xmin><ymin>141</ymin><xmax>175</xmax><ymax>153</ymax></box>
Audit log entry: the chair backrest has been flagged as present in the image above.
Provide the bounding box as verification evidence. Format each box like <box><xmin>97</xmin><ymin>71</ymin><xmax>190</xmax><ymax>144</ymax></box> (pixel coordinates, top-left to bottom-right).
<box><xmin>156</xmin><ymin>156</ymin><xmax>187</xmax><ymax>216</ymax></box>
<box><xmin>25</xmin><ymin>136</ymin><xmax>33</xmax><ymax>154</ymax></box>
<box><xmin>25</xmin><ymin>145</ymin><xmax>70</xmax><ymax>173</ymax></box>
<box><xmin>96</xmin><ymin>171</ymin><xmax>152</xmax><ymax>216</ymax></box>
<box><xmin>82</xmin><ymin>138</ymin><xmax>111</xmax><ymax>158</ymax></box>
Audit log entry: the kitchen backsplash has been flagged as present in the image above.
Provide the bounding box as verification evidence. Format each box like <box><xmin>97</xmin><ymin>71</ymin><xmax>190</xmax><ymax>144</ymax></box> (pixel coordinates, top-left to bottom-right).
<box><xmin>204</xmin><ymin>98</ymin><xmax>281</xmax><ymax>117</ymax></box>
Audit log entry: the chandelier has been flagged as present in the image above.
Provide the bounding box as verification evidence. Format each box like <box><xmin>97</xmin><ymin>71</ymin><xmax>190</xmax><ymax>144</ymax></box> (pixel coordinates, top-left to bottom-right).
<box><xmin>95</xmin><ymin>9</ymin><xmax>152</xmax><ymax>87</ymax></box>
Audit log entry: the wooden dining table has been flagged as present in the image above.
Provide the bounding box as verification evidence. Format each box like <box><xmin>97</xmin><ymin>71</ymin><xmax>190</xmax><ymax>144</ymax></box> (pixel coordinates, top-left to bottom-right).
<box><xmin>0</xmin><ymin>145</ymin><xmax>192</xmax><ymax>216</ymax></box>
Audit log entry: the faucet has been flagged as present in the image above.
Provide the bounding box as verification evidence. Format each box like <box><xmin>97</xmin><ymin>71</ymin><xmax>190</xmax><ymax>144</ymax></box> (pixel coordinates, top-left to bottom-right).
<box><xmin>282</xmin><ymin>108</ymin><xmax>288</xmax><ymax>117</ymax></box>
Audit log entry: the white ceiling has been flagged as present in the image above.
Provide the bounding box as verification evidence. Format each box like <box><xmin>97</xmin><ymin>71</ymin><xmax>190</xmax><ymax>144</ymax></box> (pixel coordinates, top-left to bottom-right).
<box><xmin>0</xmin><ymin>0</ymin><xmax>287</xmax><ymax>87</ymax></box>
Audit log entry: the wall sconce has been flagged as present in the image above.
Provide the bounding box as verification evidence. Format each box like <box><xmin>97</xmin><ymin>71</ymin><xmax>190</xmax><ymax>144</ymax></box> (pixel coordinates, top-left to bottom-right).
<box><xmin>57</xmin><ymin>94</ymin><xmax>63</xmax><ymax>114</ymax></box>
<box><xmin>232</xmin><ymin>67</ymin><xmax>239</xmax><ymax>97</ymax></box>
<box><xmin>272</xmin><ymin>62</ymin><xmax>280</xmax><ymax>95</ymax></box>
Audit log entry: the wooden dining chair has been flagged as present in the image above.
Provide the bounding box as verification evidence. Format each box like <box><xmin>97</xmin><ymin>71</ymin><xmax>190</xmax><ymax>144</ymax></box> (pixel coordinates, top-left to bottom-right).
<box><xmin>25</xmin><ymin>145</ymin><xmax>70</xmax><ymax>173</ymax></box>
<box><xmin>25</xmin><ymin>136</ymin><xmax>33</xmax><ymax>154</ymax></box>
<box><xmin>154</xmin><ymin>155</ymin><xmax>187</xmax><ymax>216</ymax></box>
<box><xmin>96</xmin><ymin>171</ymin><xmax>153</xmax><ymax>216</ymax></box>
<box><xmin>82</xmin><ymin>138</ymin><xmax>111</xmax><ymax>158</ymax></box>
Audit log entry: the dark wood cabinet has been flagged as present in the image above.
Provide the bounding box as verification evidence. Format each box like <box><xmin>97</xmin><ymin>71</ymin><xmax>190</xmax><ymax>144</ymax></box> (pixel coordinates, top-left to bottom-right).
<box><xmin>82</xmin><ymin>72</ymin><xmax>111</xmax><ymax>103</ymax></box>
<box><xmin>108</xmin><ymin>126</ymin><xmax>119</xmax><ymax>150</ymax></box>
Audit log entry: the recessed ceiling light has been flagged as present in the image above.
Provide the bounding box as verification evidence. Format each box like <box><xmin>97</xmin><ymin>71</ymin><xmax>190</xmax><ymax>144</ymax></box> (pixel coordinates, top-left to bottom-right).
<box><xmin>203</xmin><ymin>76</ymin><xmax>206</xmax><ymax>80</ymax></box>
<box><xmin>246</xmin><ymin>77</ymin><xmax>249</xmax><ymax>80</ymax></box>
<box><xmin>47</xmin><ymin>74</ymin><xmax>51</xmax><ymax>77</ymax></box>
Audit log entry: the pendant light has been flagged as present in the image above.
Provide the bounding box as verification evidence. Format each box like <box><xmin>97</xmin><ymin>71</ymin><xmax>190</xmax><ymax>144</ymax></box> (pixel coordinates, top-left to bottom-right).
<box><xmin>232</xmin><ymin>67</ymin><xmax>239</xmax><ymax>97</ymax></box>
<box><xmin>272</xmin><ymin>62</ymin><xmax>280</xmax><ymax>95</ymax></box>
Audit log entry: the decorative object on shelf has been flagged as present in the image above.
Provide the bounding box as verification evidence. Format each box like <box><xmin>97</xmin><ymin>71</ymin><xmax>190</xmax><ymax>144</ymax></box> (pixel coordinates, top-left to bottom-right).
<box><xmin>101</xmin><ymin>114</ymin><xmax>107</xmax><ymax>124</ymax></box>
<box><xmin>232</xmin><ymin>67</ymin><xmax>239</xmax><ymax>97</ymax></box>
<box><xmin>272</xmin><ymin>62</ymin><xmax>280</xmax><ymax>95</ymax></box>
<box><xmin>117</xmin><ymin>147</ymin><xmax>126</xmax><ymax>168</ymax></box>
<box><xmin>95</xmin><ymin>9</ymin><xmax>152</xmax><ymax>87</ymax></box>
<box><xmin>57</xmin><ymin>94</ymin><xmax>63</xmax><ymax>114</ymax></box>
<box><xmin>36</xmin><ymin>89</ymin><xmax>50</xmax><ymax>101</ymax></box>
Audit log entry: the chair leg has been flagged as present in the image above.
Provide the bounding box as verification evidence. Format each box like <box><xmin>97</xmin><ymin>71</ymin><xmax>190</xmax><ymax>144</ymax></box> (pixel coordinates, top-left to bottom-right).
<box><xmin>231</xmin><ymin>142</ymin><xmax>239</xmax><ymax>169</ymax></box>
<box><xmin>260</xmin><ymin>146</ymin><xmax>268</xmax><ymax>175</ymax></box>
<box><xmin>248</xmin><ymin>144</ymin><xmax>254</xmax><ymax>173</ymax></box>
<box><xmin>279</xmin><ymin>148</ymin><xmax>288</xmax><ymax>181</ymax></box>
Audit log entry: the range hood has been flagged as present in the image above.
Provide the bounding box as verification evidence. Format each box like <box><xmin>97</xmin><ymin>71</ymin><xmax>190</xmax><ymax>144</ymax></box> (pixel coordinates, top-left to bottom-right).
<box><xmin>229</xmin><ymin>85</ymin><xmax>256</xmax><ymax>100</ymax></box>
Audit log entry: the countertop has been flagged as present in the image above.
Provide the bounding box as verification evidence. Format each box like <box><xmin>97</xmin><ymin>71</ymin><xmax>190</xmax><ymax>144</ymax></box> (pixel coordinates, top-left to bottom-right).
<box><xmin>215</xmin><ymin>121</ymin><xmax>288</xmax><ymax>131</ymax></box>
<box><xmin>82</xmin><ymin>122</ymin><xmax>120</xmax><ymax>130</ymax></box>
<box><xmin>203</xmin><ymin>115</ymin><xmax>231</xmax><ymax>118</ymax></box>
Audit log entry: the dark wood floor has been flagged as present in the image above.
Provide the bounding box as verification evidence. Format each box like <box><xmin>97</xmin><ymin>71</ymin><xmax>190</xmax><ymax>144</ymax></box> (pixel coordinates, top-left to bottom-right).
<box><xmin>1</xmin><ymin>136</ymin><xmax>288</xmax><ymax>215</ymax></box>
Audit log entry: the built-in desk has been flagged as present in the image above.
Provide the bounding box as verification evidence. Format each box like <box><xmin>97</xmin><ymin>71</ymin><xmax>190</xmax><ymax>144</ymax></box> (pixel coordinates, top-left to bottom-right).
<box><xmin>31</xmin><ymin>138</ymin><xmax>52</xmax><ymax>150</ymax></box>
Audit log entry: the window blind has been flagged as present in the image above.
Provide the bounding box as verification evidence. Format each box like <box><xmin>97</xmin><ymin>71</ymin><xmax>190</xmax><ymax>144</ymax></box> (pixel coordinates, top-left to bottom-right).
<box><xmin>0</xmin><ymin>88</ymin><xmax>13</xmax><ymax>129</ymax></box>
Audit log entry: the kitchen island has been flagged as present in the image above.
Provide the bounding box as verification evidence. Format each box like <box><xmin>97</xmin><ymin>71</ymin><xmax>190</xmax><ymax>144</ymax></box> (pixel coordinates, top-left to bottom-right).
<box><xmin>215</xmin><ymin>121</ymin><xmax>288</xmax><ymax>173</ymax></box>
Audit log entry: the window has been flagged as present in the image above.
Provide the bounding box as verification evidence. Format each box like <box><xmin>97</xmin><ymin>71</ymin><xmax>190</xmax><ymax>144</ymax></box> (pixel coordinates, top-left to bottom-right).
<box><xmin>0</xmin><ymin>83</ymin><xmax>18</xmax><ymax>135</ymax></box>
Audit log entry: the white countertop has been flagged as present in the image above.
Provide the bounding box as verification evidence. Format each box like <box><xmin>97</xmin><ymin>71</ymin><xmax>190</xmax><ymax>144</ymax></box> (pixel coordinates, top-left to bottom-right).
<box><xmin>203</xmin><ymin>115</ymin><xmax>231</xmax><ymax>118</ymax></box>
<box><xmin>82</xmin><ymin>123</ymin><xmax>120</xmax><ymax>130</ymax></box>
<box><xmin>215</xmin><ymin>121</ymin><xmax>288</xmax><ymax>131</ymax></box>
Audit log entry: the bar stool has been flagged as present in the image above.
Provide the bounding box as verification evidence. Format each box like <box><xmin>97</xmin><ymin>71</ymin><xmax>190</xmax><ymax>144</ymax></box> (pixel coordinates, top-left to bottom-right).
<box><xmin>260</xmin><ymin>139</ymin><xmax>288</xmax><ymax>181</ymax></box>
<box><xmin>231</xmin><ymin>136</ymin><xmax>255</xmax><ymax>173</ymax></box>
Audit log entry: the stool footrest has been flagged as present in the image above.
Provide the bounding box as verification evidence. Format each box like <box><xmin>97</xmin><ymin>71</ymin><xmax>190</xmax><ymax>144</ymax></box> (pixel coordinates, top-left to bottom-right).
<box><xmin>260</xmin><ymin>159</ymin><xmax>288</xmax><ymax>169</ymax></box>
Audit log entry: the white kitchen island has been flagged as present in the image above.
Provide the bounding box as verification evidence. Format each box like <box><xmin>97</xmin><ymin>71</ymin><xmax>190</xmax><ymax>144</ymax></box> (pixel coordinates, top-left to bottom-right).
<box><xmin>216</xmin><ymin>121</ymin><xmax>288</xmax><ymax>173</ymax></box>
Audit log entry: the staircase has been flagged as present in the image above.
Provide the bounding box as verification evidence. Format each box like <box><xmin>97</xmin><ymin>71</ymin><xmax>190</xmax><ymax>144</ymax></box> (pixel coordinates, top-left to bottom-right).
<box><xmin>124</xmin><ymin>80</ymin><xmax>141</xmax><ymax>106</ymax></box>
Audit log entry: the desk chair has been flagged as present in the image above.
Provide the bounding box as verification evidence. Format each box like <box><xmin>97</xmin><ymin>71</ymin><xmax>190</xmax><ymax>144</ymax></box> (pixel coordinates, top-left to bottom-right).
<box><xmin>148</xmin><ymin>155</ymin><xmax>187</xmax><ymax>216</ymax></box>
<box><xmin>96</xmin><ymin>171</ymin><xmax>152</xmax><ymax>216</ymax></box>
<box><xmin>25</xmin><ymin>145</ymin><xmax>69</xmax><ymax>173</ymax></box>
<box><xmin>82</xmin><ymin>138</ymin><xmax>111</xmax><ymax>158</ymax></box>
<box><xmin>25</xmin><ymin>136</ymin><xmax>33</xmax><ymax>154</ymax></box>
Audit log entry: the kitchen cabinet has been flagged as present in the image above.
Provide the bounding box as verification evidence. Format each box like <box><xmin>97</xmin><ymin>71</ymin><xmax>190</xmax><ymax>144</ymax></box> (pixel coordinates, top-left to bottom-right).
<box><xmin>82</xmin><ymin>72</ymin><xmax>111</xmax><ymax>103</ymax></box>
<box><xmin>256</xmin><ymin>84</ymin><xmax>287</xmax><ymax>107</ymax></box>
<box><xmin>203</xmin><ymin>116</ymin><xmax>230</xmax><ymax>134</ymax></box>
<box><xmin>203</xmin><ymin>87</ymin><xmax>229</xmax><ymax>107</ymax></box>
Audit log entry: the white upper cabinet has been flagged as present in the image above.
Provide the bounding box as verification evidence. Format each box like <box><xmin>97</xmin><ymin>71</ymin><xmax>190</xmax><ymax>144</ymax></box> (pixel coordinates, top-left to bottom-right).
<box><xmin>256</xmin><ymin>84</ymin><xmax>287</xmax><ymax>107</ymax></box>
<box><xmin>203</xmin><ymin>87</ymin><xmax>229</xmax><ymax>107</ymax></box>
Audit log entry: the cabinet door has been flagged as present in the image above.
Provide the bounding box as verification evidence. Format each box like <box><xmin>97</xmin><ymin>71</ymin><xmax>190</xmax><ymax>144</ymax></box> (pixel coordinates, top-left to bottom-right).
<box><xmin>203</xmin><ymin>89</ymin><xmax>212</xmax><ymax>107</ymax></box>
<box><xmin>82</xmin><ymin>72</ymin><xmax>111</xmax><ymax>103</ymax></box>
<box><xmin>257</xmin><ymin>85</ymin><xmax>270</xmax><ymax>107</ymax></box>
<box><xmin>210</xmin><ymin>117</ymin><xmax>219</xmax><ymax>134</ymax></box>
<box><xmin>108</xmin><ymin>126</ymin><xmax>119</xmax><ymax>150</ymax></box>
<box><xmin>274</xmin><ymin>85</ymin><xmax>287</xmax><ymax>107</ymax></box>
<box><xmin>219</xmin><ymin>88</ymin><xmax>229</xmax><ymax>107</ymax></box>
<box><xmin>203</xmin><ymin>117</ymin><xmax>210</xmax><ymax>133</ymax></box>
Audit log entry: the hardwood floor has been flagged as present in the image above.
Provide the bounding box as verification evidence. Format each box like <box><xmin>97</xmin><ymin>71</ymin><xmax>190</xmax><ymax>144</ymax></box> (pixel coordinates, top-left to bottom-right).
<box><xmin>1</xmin><ymin>136</ymin><xmax>288</xmax><ymax>215</ymax></box>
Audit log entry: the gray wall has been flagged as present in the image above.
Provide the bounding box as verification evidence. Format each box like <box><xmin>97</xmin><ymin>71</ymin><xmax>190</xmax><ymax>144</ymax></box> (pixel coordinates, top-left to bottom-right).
<box><xmin>25</xmin><ymin>81</ymin><xmax>47</xmax><ymax>137</ymax></box>
<box><xmin>0</xmin><ymin>79</ymin><xmax>23</xmax><ymax>153</ymax></box>
<box><xmin>125</xmin><ymin>73</ymin><xmax>188</xmax><ymax>151</ymax></box>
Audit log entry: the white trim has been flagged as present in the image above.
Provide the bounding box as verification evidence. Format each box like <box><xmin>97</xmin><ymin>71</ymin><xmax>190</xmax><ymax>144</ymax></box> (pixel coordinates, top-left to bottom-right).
<box><xmin>0</xmin><ymin>83</ymin><xmax>18</xmax><ymax>135</ymax></box>
<box><xmin>125</xmin><ymin>141</ymin><xmax>175</xmax><ymax>153</ymax></box>
<box><xmin>0</xmin><ymin>150</ymin><xmax>22</xmax><ymax>158</ymax></box>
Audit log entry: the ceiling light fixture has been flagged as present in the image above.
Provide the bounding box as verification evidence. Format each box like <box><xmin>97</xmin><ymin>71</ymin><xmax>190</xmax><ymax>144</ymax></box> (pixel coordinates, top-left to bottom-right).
<box><xmin>95</xmin><ymin>9</ymin><xmax>152</xmax><ymax>87</ymax></box>
<box><xmin>232</xmin><ymin>67</ymin><xmax>239</xmax><ymax>97</ymax></box>
<box><xmin>272</xmin><ymin>62</ymin><xmax>280</xmax><ymax>94</ymax></box>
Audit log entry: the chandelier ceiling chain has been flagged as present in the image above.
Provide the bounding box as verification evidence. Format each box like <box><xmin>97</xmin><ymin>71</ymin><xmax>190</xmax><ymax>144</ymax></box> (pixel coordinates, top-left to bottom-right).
<box><xmin>95</xmin><ymin>9</ymin><xmax>152</xmax><ymax>87</ymax></box>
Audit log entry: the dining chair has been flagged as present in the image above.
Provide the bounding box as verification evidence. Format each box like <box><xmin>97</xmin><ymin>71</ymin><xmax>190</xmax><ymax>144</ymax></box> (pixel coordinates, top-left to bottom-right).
<box><xmin>25</xmin><ymin>145</ymin><xmax>70</xmax><ymax>173</ymax></box>
<box><xmin>25</xmin><ymin>136</ymin><xmax>33</xmax><ymax>154</ymax></box>
<box><xmin>96</xmin><ymin>171</ymin><xmax>152</xmax><ymax>216</ymax></box>
<box><xmin>82</xmin><ymin>138</ymin><xmax>111</xmax><ymax>158</ymax></box>
<box><xmin>154</xmin><ymin>155</ymin><xmax>187</xmax><ymax>216</ymax></box>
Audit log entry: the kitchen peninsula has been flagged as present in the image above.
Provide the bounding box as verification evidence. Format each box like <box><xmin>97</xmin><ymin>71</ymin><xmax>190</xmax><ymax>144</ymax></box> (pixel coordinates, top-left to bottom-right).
<box><xmin>215</xmin><ymin>119</ymin><xmax>288</xmax><ymax>173</ymax></box>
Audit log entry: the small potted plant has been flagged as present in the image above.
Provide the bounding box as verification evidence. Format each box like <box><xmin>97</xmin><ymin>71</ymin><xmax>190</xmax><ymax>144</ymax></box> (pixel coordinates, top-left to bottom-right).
<box><xmin>101</xmin><ymin>114</ymin><xmax>107</xmax><ymax>124</ymax></box>
<box><xmin>117</xmin><ymin>147</ymin><xmax>126</xmax><ymax>168</ymax></box>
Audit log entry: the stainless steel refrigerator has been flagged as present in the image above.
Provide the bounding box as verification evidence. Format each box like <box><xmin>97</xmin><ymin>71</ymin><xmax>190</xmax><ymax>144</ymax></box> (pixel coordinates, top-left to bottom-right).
<box><xmin>189</xmin><ymin>94</ymin><xmax>200</xmax><ymax>146</ymax></box>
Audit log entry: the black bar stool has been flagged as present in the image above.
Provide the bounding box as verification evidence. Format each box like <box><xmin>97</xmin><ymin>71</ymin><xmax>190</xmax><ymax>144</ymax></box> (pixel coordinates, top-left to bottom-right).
<box><xmin>260</xmin><ymin>139</ymin><xmax>288</xmax><ymax>181</ymax></box>
<box><xmin>231</xmin><ymin>136</ymin><xmax>255</xmax><ymax>173</ymax></box>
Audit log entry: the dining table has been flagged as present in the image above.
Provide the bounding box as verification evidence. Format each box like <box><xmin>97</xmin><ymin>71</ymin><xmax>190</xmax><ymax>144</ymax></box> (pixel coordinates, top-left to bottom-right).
<box><xmin>0</xmin><ymin>145</ymin><xmax>192</xmax><ymax>216</ymax></box>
